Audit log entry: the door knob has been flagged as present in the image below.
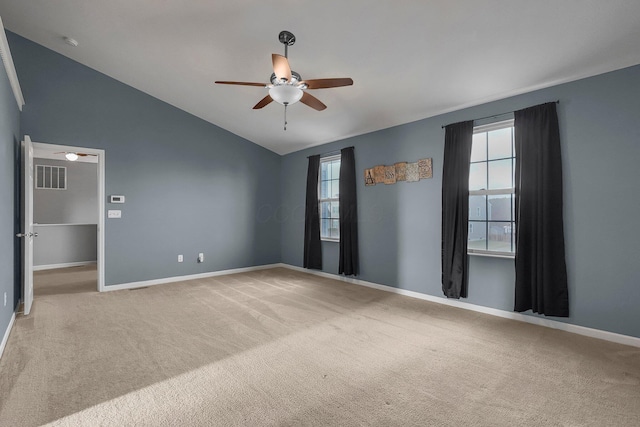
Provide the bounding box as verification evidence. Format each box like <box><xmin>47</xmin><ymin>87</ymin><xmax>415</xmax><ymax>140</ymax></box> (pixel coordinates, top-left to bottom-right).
<box><xmin>16</xmin><ymin>232</ymin><xmax>38</xmax><ymax>238</ymax></box>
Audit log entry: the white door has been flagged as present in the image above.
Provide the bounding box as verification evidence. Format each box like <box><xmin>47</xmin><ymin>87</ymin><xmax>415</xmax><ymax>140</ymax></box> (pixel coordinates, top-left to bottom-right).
<box><xmin>17</xmin><ymin>135</ymin><xmax>35</xmax><ymax>315</ymax></box>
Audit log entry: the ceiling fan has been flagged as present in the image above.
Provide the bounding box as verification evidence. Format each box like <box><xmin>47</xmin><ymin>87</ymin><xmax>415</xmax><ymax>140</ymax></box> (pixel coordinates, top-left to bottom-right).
<box><xmin>54</xmin><ymin>151</ymin><xmax>97</xmax><ymax>161</ymax></box>
<box><xmin>215</xmin><ymin>31</ymin><xmax>353</xmax><ymax>129</ymax></box>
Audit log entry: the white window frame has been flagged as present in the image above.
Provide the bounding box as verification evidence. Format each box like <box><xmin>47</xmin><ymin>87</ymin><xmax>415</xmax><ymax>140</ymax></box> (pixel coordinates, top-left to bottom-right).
<box><xmin>319</xmin><ymin>154</ymin><xmax>341</xmax><ymax>242</ymax></box>
<box><xmin>468</xmin><ymin>119</ymin><xmax>515</xmax><ymax>258</ymax></box>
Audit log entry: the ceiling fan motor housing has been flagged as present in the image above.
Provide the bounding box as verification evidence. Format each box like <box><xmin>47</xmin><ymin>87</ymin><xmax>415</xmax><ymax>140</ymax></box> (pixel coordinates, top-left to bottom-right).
<box><xmin>270</xmin><ymin>71</ymin><xmax>303</xmax><ymax>85</ymax></box>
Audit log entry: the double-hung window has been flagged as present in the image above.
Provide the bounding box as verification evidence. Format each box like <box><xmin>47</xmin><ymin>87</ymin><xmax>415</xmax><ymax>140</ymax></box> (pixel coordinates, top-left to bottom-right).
<box><xmin>468</xmin><ymin>119</ymin><xmax>515</xmax><ymax>256</ymax></box>
<box><xmin>319</xmin><ymin>155</ymin><xmax>341</xmax><ymax>241</ymax></box>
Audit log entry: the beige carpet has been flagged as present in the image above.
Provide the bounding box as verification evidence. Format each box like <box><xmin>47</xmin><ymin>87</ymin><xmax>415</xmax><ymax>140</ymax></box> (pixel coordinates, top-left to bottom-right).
<box><xmin>0</xmin><ymin>266</ymin><xmax>638</xmax><ymax>426</ymax></box>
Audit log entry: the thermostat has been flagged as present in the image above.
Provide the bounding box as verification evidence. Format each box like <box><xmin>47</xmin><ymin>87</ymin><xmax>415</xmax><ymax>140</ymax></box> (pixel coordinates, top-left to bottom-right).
<box><xmin>110</xmin><ymin>195</ymin><xmax>125</xmax><ymax>204</ymax></box>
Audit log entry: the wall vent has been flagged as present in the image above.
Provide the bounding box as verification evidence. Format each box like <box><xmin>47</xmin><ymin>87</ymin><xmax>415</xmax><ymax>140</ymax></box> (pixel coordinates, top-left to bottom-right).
<box><xmin>36</xmin><ymin>165</ymin><xmax>67</xmax><ymax>190</ymax></box>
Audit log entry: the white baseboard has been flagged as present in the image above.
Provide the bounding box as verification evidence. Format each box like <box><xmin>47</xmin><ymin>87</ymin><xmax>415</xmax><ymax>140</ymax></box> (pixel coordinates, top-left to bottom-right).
<box><xmin>0</xmin><ymin>312</ymin><xmax>16</xmax><ymax>362</ymax></box>
<box><xmin>277</xmin><ymin>263</ymin><xmax>640</xmax><ymax>348</ymax></box>
<box><xmin>33</xmin><ymin>261</ymin><xmax>97</xmax><ymax>271</ymax></box>
<box><xmin>104</xmin><ymin>263</ymin><xmax>283</xmax><ymax>292</ymax></box>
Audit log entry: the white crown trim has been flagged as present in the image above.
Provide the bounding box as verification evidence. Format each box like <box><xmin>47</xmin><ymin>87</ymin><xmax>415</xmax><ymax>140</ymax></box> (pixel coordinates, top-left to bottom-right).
<box><xmin>0</xmin><ymin>16</ymin><xmax>25</xmax><ymax>111</ymax></box>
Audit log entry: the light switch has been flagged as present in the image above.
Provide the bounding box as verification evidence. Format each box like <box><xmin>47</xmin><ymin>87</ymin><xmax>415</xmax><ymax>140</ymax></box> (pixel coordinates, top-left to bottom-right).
<box><xmin>108</xmin><ymin>210</ymin><xmax>122</xmax><ymax>219</ymax></box>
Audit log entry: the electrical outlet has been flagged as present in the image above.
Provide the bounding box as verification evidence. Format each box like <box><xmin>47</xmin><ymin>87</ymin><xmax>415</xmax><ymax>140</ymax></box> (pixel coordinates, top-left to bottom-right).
<box><xmin>178</xmin><ymin>254</ymin><xmax>183</xmax><ymax>263</ymax></box>
<box><xmin>198</xmin><ymin>253</ymin><xmax>204</xmax><ymax>263</ymax></box>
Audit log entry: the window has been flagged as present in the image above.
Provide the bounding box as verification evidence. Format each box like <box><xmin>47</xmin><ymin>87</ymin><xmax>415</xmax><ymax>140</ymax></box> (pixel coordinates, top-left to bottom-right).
<box><xmin>36</xmin><ymin>165</ymin><xmax>67</xmax><ymax>190</ymax></box>
<box><xmin>468</xmin><ymin>119</ymin><xmax>515</xmax><ymax>256</ymax></box>
<box><xmin>319</xmin><ymin>155</ymin><xmax>340</xmax><ymax>241</ymax></box>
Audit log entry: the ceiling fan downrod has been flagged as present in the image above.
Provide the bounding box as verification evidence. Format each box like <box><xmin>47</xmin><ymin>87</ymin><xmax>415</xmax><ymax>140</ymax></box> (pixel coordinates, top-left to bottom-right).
<box><xmin>279</xmin><ymin>31</ymin><xmax>296</xmax><ymax>131</ymax></box>
<box><xmin>279</xmin><ymin>30</ymin><xmax>296</xmax><ymax>59</ymax></box>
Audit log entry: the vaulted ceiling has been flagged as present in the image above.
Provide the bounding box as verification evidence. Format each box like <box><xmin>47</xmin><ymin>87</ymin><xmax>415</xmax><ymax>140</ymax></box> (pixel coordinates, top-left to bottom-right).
<box><xmin>1</xmin><ymin>1</ymin><xmax>639</xmax><ymax>154</ymax></box>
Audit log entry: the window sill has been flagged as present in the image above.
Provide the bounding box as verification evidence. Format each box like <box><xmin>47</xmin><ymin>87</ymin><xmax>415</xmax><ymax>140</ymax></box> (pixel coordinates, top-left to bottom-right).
<box><xmin>321</xmin><ymin>238</ymin><xmax>339</xmax><ymax>243</ymax></box>
<box><xmin>468</xmin><ymin>251</ymin><xmax>514</xmax><ymax>260</ymax></box>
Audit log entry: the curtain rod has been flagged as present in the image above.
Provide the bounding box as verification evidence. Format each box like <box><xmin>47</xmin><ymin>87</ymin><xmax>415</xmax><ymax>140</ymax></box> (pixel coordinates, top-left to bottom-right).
<box><xmin>308</xmin><ymin>146</ymin><xmax>354</xmax><ymax>158</ymax></box>
<box><xmin>441</xmin><ymin>100</ymin><xmax>560</xmax><ymax>129</ymax></box>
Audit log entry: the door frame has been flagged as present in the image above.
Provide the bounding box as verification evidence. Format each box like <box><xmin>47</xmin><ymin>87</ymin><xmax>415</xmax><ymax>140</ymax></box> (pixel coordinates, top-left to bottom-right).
<box><xmin>20</xmin><ymin>136</ymin><xmax>34</xmax><ymax>314</ymax></box>
<box><xmin>30</xmin><ymin>140</ymin><xmax>106</xmax><ymax>292</ymax></box>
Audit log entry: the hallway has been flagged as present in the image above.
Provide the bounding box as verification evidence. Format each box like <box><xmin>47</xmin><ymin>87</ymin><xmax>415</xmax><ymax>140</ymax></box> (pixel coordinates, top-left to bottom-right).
<box><xmin>34</xmin><ymin>264</ymin><xmax>97</xmax><ymax>296</ymax></box>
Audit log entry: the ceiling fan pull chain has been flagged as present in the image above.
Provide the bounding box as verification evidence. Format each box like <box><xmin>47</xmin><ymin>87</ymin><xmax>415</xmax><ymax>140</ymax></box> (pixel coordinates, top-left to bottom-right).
<box><xmin>284</xmin><ymin>104</ymin><xmax>288</xmax><ymax>130</ymax></box>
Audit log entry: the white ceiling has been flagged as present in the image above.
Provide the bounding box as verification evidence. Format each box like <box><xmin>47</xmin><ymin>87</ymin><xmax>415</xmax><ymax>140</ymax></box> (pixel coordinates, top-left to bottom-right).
<box><xmin>1</xmin><ymin>1</ymin><xmax>640</xmax><ymax>155</ymax></box>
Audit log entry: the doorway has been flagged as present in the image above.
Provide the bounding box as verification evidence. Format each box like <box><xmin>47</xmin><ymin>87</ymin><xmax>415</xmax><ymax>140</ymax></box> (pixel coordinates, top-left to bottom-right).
<box><xmin>24</xmin><ymin>140</ymin><xmax>105</xmax><ymax>303</ymax></box>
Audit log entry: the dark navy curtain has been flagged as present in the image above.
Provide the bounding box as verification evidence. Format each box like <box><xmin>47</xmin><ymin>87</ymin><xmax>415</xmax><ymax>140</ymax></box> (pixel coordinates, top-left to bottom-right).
<box><xmin>514</xmin><ymin>102</ymin><xmax>569</xmax><ymax>316</ymax></box>
<box><xmin>303</xmin><ymin>155</ymin><xmax>322</xmax><ymax>269</ymax></box>
<box><xmin>338</xmin><ymin>147</ymin><xmax>359</xmax><ymax>276</ymax></box>
<box><xmin>441</xmin><ymin>121</ymin><xmax>474</xmax><ymax>298</ymax></box>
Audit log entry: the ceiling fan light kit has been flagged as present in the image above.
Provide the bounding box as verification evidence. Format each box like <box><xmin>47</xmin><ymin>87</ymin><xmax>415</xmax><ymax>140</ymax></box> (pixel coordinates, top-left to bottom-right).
<box><xmin>65</xmin><ymin>152</ymin><xmax>79</xmax><ymax>161</ymax></box>
<box><xmin>215</xmin><ymin>30</ymin><xmax>353</xmax><ymax>130</ymax></box>
<box><xmin>269</xmin><ymin>85</ymin><xmax>303</xmax><ymax>105</ymax></box>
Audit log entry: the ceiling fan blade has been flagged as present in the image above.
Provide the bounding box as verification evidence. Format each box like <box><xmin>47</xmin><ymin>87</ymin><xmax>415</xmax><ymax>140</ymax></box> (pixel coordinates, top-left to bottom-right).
<box><xmin>300</xmin><ymin>92</ymin><xmax>327</xmax><ymax>111</ymax></box>
<box><xmin>253</xmin><ymin>95</ymin><xmax>274</xmax><ymax>109</ymax></box>
<box><xmin>53</xmin><ymin>151</ymin><xmax>91</xmax><ymax>156</ymax></box>
<box><xmin>301</xmin><ymin>78</ymin><xmax>353</xmax><ymax>89</ymax></box>
<box><xmin>272</xmin><ymin>54</ymin><xmax>292</xmax><ymax>82</ymax></box>
<box><xmin>215</xmin><ymin>81</ymin><xmax>266</xmax><ymax>87</ymax></box>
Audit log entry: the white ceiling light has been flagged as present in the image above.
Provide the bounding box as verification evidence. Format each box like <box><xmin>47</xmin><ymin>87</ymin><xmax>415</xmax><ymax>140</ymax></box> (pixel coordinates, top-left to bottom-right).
<box><xmin>65</xmin><ymin>152</ymin><xmax>79</xmax><ymax>161</ymax></box>
<box><xmin>268</xmin><ymin>85</ymin><xmax>303</xmax><ymax>106</ymax></box>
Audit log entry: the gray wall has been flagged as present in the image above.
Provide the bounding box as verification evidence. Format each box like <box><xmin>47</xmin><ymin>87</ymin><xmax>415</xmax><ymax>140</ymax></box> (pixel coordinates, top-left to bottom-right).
<box><xmin>281</xmin><ymin>65</ymin><xmax>640</xmax><ymax>339</ymax></box>
<box><xmin>33</xmin><ymin>158</ymin><xmax>98</xmax><ymax>224</ymax></box>
<box><xmin>0</xmin><ymin>38</ymin><xmax>21</xmax><ymax>340</ymax></box>
<box><xmin>33</xmin><ymin>224</ymin><xmax>97</xmax><ymax>267</ymax></box>
<box><xmin>6</xmin><ymin>31</ymin><xmax>640</xmax><ymax>340</ymax></box>
<box><xmin>8</xmin><ymin>32</ymin><xmax>282</xmax><ymax>286</ymax></box>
